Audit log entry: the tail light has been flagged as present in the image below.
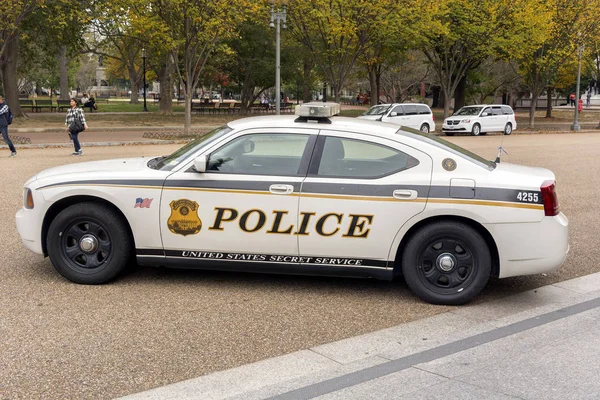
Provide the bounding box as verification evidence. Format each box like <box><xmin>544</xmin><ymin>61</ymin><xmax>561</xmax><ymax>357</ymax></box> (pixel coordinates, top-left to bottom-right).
<box><xmin>432</xmin><ymin>114</ymin><xmax>435</xmax><ymax>121</ymax></box>
<box><xmin>541</xmin><ymin>180</ymin><xmax>559</xmax><ymax>216</ymax></box>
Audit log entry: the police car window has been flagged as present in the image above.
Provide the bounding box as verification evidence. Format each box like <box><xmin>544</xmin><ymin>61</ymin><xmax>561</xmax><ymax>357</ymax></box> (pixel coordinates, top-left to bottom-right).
<box><xmin>208</xmin><ymin>133</ymin><xmax>310</xmax><ymax>176</ymax></box>
<box><xmin>317</xmin><ymin>137</ymin><xmax>418</xmax><ymax>179</ymax></box>
<box><xmin>150</xmin><ymin>126</ymin><xmax>233</xmax><ymax>171</ymax></box>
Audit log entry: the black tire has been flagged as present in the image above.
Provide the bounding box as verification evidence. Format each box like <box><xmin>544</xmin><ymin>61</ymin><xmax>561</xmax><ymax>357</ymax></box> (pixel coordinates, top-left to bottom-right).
<box><xmin>444</xmin><ymin>132</ymin><xmax>455</xmax><ymax>136</ymax></box>
<box><xmin>420</xmin><ymin>123</ymin><xmax>430</xmax><ymax>134</ymax></box>
<box><xmin>47</xmin><ymin>202</ymin><xmax>132</xmax><ymax>284</ymax></box>
<box><xmin>471</xmin><ymin>123</ymin><xmax>481</xmax><ymax>136</ymax></box>
<box><xmin>504</xmin><ymin>123</ymin><xmax>512</xmax><ymax>135</ymax></box>
<box><xmin>401</xmin><ymin>221</ymin><xmax>491</xmax><ymax>305</ymax></box>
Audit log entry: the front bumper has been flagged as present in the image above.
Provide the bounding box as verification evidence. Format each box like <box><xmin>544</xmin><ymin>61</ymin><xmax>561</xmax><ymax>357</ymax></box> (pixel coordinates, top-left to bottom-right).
<box><xmin>16</xmin><ymin>208</ymin><xmax>44</xmax><ymax>255</ymax></box>
<box><xmin>442</xmin><ymin>122</ymin><xmax>473</xmax><ymax>133</ymax></box>
<box><xmin>486</xmin><ymin>212</ymin><xmax>569</xmax><ymax>279</ymax></box>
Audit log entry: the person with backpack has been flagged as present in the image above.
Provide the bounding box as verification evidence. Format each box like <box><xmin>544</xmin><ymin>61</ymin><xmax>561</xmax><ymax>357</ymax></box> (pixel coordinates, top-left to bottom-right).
<box><xmin>0</xmin><ymin>95</ymin><xmax>17</xmax><ymax>157</ymax></box>
<box><xmin>65</xmin><ymin>98</ymin><xmax>88</xmax><ymax>156</ymax></box>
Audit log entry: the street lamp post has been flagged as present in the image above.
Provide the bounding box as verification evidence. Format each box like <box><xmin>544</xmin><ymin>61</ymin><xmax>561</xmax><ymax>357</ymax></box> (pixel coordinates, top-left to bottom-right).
<box><xmin>269</xmin><ymin>0</ymin><xmax>288</xmax><ymax>115</ymax></box>
<box><xmin>570</xmin><ymin>44</ymin><xmax>584</xmax><ymax>131</ymax></box>
<box><xmin>142</xmin><ymin>48</ymin><xmax>148</xmax><ymax>112</ymax></box>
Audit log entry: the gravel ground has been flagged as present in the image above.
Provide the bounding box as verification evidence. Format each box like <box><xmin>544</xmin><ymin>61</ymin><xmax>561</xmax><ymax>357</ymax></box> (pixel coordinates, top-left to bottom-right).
<box><xmin>0</xmin><ymin>133</ymin><xmax>598</xmax><ymax>399</ymax></box>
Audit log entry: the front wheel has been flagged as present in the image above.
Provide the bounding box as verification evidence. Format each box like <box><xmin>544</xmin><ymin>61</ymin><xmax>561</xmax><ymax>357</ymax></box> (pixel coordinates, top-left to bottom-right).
<box><xmin>401</xmin><ymin>221</ymin><xmax>491</xmax><ymax>305</ymax></box>
<box><xmin>504</xmin><ymin>123</ymin><xmax>512</xmax><ymax>135</ymax></box>
<box><xmin>471</xmin><ymin>123</ymin><xmax>481</xmax><ymax>136</ymax></box>
<box><xmin>47</xmin><ymin>202</ymin><xmax>132</xmax><ymax>284</ymax></box>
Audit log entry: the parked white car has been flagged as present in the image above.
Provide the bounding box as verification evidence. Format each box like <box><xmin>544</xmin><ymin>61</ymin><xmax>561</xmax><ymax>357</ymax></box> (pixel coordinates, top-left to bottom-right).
<box><xmin>358</xmin><ymin>103</ymin><xmax>436</xmax><ymax>133</ymax></box>
<box><xmin>16</xmin><ymin>103</ymin><xmax>567</xmax><ymax>305</ymax></box>
<box><xmin>442</xmin><ymin>105</ymin><xmax>517</xmax><ymax>136</ymax></box>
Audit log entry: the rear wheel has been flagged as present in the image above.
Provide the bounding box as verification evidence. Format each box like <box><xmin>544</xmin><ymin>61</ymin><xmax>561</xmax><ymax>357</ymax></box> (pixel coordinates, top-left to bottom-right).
<box><xmin>471</xmin><ymin>123</ymin><xmax>481</xmax><ymax>136</ymax></box>
<box><xmin>47</xmin><ymin>202</ymin><xmax>132</xmax><ymax>284</ymax></box>
<box><xmin>504</xmin><ymin>123</ymin><xmax>512</xmax><ymax>135</ymax></box>
<box><xmin>420</xmin><ymin>123</ymin><xmax>430</xmax><ymax>134</ymax></box>
<box><xmin>401</xmin><ymin>221</ymin><xmax>491</xmax><ymax>305</ymax></box>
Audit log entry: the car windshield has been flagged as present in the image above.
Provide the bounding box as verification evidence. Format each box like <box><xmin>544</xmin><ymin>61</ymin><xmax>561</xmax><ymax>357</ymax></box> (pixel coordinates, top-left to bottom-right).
<box><xmin>364</xmin><ymin>105</ymin><xmax>392</xmax><ymax>116</ymax></box>
<box><xmin>150</xmin><ymin>126</ymin><xmax>233</xmax><ymax>171</ymax></box>
<box><xmin>454</xmin><ymin>107</ymin><xmax>483</xmax><ymax>116</ymax></box>
<box><xmin>397</xmin><ymin>127</ymin><xmax>495</xmax><ymax>170</ymax></box>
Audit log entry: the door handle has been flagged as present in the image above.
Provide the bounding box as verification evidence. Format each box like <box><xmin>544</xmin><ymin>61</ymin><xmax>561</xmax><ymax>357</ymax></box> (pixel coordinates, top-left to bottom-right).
<box><xmin>269</xmin><ymin>184</ymin><xmax>294</xmax><ymax>195</ymax></box>
<box><xmin>393</xmin><ymin>189</ymin><xmax>418</xmax><ymax>200</ymax></box>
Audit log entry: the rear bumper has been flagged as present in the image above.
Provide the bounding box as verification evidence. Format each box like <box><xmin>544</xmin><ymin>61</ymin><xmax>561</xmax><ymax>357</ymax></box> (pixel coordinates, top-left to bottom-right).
<box><xmin>485</xmin><ymin>212</ymin><xmax>569</xmax><ymax>278</ymax></box>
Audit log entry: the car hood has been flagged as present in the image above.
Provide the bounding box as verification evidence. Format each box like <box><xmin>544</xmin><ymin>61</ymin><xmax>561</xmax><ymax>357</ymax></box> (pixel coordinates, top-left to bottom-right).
<box><xmin>357</xmin><ymin>115</ymin><xmax>383</xmax><ymax>121</ymax></box>
<box><xmin>34</xmin><ymin>157</ymin><xmax>155</xmax><ymax>181</ymax></box>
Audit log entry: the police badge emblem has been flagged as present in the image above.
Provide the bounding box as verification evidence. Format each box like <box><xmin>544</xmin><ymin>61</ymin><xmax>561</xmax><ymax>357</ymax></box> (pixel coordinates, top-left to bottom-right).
<box><xmin>442</xmin><ymin>158</ymin><xmax>457</xmax><ymax>171</ymax></box>
<box><xmin>168</xmin><ymin>199</ymin><xmax>202</xmax><ymax>236</ymax></box>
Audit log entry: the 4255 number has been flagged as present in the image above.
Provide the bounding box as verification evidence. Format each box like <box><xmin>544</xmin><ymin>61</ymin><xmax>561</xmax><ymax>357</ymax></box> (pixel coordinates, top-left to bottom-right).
<box><xmin>516</xmin><ymin>191</ymin><xmax>539</xmax><ymax>203</ymax></box>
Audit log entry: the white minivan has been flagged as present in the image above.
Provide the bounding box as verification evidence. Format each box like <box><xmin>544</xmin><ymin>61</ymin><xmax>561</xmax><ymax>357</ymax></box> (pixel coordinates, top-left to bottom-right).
<box><xmin>358</xmin><ymin>103</ymin><xmax>436</xmax><ymax>133</ymax></box>
<box><xmin>442</xmin><ymin>105</ymin><xmax>517</xmax><ymax>136</ymax></box>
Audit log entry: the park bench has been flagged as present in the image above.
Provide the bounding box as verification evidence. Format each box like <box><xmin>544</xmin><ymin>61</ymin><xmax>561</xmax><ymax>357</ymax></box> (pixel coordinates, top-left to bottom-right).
<box><xmin>19</xmin><ymin>100</ymin><xmax>35</xmax><ymax>112</ymax></box>
<box><xmin>35</xmin><ymin>99</ymin><xmax>56</xmax><ymax>112</ymax></box>
<box><xmin>280</xmin><ymin>102</ymin><xmax>294</xmax><ymax>113</ymax></box>
<box><xmin>97</xmin><ymin>93</ymin><xmax>110</xmax><ymax>103</ymax></box>
<box><xmin>57</xmin><ymin>100</ymin><xmax>71</xmax><ymax>112</ymax></box>
<box><xmin>192</xmin><ymin>102</ymin><xmax>218</xmax><ymax>114</ymax></box>
<box><xmin>250</xmin><ymin>103</ymin><xmax>270</xmax><ymax>113</ymax></box>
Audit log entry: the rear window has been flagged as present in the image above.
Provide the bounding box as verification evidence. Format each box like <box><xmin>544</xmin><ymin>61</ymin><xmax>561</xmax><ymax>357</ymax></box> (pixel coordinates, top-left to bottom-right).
<box><xmin>397</xmin><ymin>127</ymin><xmax>495</xmax><ymax>170</ymax></box>
<box><xmin>501</xmin><ymin>106</ymin><xmax>513</xmax><ymax>115</ymax></box>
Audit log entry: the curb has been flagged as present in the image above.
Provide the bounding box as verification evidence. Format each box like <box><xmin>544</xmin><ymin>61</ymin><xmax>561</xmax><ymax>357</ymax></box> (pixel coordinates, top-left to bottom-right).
<box><xmin>1</xmin><ymin>140</ymin><xmax>186</xmax><ymax>150</ymax></box>
<box><xmin>10</xmin><ymin>125</ymin><xmax>221</xmax><ymax>134</ymax></box>
<box><xmin>119</xmin><ymin>272</ymin><xmax>600</xmax><ymax>400</ymax></box>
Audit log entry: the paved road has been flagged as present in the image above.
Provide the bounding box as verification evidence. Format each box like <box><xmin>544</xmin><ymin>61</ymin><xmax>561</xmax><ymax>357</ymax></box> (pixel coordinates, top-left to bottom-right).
<box><xmin>0</xmin><ymin>133</ymin><xmax>599</xmax><ymax>399</ymax></box>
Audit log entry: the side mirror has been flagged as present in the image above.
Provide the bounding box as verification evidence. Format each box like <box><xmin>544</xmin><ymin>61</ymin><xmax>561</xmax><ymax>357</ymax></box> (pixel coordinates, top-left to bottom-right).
<box><xmin>390</xmin><ymin>112</ymin><xmax>398</xmax><ymax>117</ymax></box>
<box><xmin>193</xmin><ymin>155</ymin><xmax>208</xmax><ymax>173</ymax></box>
<box><xmin>482</xmin><ymin>112</ymin><xmax>490</xmax><ymax>116</ymax></box>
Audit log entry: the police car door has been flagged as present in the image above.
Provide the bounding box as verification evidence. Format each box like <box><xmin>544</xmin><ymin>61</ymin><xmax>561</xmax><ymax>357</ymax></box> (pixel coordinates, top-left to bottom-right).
<box><xmin>297</xmin><ymin>131</ymin><xmax>432</xmax><ymax>270</ymax></box>
<box><xmin>160</xmin><ymin>128</ymin><xmax>318</xmax><ymax>265</ymax></box>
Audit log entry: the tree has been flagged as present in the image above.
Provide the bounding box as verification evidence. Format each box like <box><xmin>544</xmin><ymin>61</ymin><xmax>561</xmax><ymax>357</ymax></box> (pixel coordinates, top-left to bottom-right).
<box><xmin>420</xmin><ymin>0</ymin><xmax>550</xmax><ymax>118</ymax></box>
<box><xmin>289</xmin><ymin>0</ymin><xmax>392</xmax><ymax>102</ymax></box>
<box><xmin>150</xmin><ymin>0</ymin><xmax>256</xmax><ymax>133</ymax></box>
<box><xmin>516</xmin><ymin>0</ymin><xmax>600</xmax><ymax>127</ymax></box>
<box><xmin>0</xmin><ymin>0</ymin><xmax>38</xmax><ymax>114</ymax></box>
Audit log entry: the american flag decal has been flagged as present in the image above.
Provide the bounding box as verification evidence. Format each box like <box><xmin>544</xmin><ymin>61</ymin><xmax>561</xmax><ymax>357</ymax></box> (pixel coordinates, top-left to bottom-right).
<box><xmin>134</xmin><ymin>198</ymin><xmax>153</xmax><ymax>208</ymax></box>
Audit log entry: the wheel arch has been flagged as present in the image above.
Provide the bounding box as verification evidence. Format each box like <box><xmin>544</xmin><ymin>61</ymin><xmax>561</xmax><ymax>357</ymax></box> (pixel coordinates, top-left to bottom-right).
<box><xmin>392</xmin><ymin>215</ymin><xmax>499</xmax><ymax>278</ymax></box>
<box><xmin>41</xmin><ymin>195</ymin><xmax>136</xmax><ymax>257</ymax></box>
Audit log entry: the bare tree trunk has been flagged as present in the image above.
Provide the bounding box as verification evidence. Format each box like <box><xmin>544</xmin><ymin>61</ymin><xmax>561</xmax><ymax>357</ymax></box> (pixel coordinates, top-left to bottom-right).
<box><xmin>158</xmin><ymin>54</ymin><xmax>174</xmax><ymax>114</ymax></box>
<box><xmin>128</xmin><ymin>67</ymin><xmax>140</xmax><ymax>104</ymax></box>
<box><xmin>302</xmin><ymin>61</ymin><xmax>312</xmax><ymax>103</ymax></box>
<box><xmin>443</xmin><ymin>89</ymin><xmax>452</xmax><ymax>119</ymax></box>
<box><xmin>368</xmin><ymin>66</ymin><xmax>377</xmax><ymax>106</ymax></box>
<box><xmin>529</xmin><ymin>94</ymin><xmax>538</xmax><ymax>128</ymax></box>
<box><xmin>58</xmin><ymin>45</ymin><xmax>70</xmax><ymax>100</ymax></box>
<box><xmin>454</xmin><ymin>75</ymin><xmax>467</xmax><ymax>111</ymax></box>
<box><xmin>545</xmin><ymin>86</ymin><xmax>553</xmax><ymax>118</ymax></box>
<box><xmin>0</xmin><ymin>32</ymin><xmax>22</xmax><ymax>116</ymax></box>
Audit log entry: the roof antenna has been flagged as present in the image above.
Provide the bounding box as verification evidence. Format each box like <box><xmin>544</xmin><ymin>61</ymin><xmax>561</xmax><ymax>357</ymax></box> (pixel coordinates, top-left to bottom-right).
<box><xmin>495</xmin><ymin>145</ymin><xmax>508</xmax><ymax>163</ymax></box>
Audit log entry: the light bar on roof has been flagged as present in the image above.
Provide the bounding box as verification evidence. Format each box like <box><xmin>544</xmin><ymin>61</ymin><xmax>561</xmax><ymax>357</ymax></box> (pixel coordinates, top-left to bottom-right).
<box><xmin>295</xmin><ymin>102</ymin><xmax>341</xmax><ymax>118</ymax></box>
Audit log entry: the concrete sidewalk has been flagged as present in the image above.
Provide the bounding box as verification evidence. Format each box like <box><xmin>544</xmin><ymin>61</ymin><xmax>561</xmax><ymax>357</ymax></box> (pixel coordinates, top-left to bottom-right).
<box><xmin>119</xmin><ymin>273</ymin><xmax>600</xmax><ymax>400</ymax></box>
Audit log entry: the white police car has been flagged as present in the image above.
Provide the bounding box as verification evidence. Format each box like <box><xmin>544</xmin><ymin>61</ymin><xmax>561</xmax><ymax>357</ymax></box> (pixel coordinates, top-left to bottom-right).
<box><xmin>15</xmin><ymin>103</ymin><xmax>568</xmax><ymax>305</ymax></box>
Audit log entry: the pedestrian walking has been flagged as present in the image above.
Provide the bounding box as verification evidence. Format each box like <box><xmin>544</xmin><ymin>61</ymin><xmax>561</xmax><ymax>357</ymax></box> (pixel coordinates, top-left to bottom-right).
<box><xmin>65</xmin><ymin>98</ymin><xmax>87</xmax><ymax>156</ymax></box>
<box><xmin>578</xmin><ymin>98</ymin><xmax>583</xmax><ymax>113</ymax></box>
<box><xmin>0</xmin><ymin>95</ymin><xmax>17</xmax><ymax>157</ymax></box>
<box><xmin>570</xmin><ymin>93</ymin><xmax>576</xmax><ymax>107</ymax></box>
<box><xmin>586</xmin><ymin>91</ymin><xmax>592</xmax><ymax>108</ymax></box>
